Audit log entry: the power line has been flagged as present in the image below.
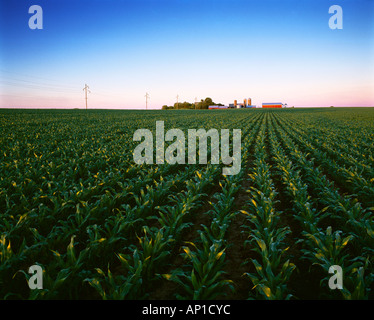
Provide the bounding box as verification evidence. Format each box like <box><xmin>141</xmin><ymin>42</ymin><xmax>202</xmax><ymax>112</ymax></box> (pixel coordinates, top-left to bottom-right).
<box><xmin>0</xmin><ymin>76</ymin><xmax>79</xmax><ymax>91</ymax></box>
<box><xmin>0</xmin><ymin>76</ymin><xmax>124</xmax><ymax>99</ymax></box>
<box><xmin>0</xmin><ymin>93</ymin><xmax>77</xmax><ymax>100</ymax></box>
<box><xmin>0</xmin><ymin>69</ymin><xmax>80</xmax><ymax>87</ymax></box>
<box><xmin>0</xmin><ymin>80</ymin><xmax>81</xmax><ymax>94</ymax></box>
<box><xmin>0</xmin><ymin>70</ymin><xmax>133</xmax><ymax>103</ymax></box>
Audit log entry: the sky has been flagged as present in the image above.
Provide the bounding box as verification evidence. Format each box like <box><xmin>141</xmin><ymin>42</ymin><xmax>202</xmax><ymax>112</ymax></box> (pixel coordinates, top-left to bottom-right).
<box><xmin>0</xmin><ymin>0</ymin><xmax>373</xmax><ymax>109</ymax></box>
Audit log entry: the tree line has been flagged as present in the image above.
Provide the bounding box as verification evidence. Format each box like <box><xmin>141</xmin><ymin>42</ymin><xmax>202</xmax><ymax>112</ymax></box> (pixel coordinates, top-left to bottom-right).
<box><xmin>161</xmin><ymin>97</ymin><xmax>224</xmax><ymax>110</ymax></box>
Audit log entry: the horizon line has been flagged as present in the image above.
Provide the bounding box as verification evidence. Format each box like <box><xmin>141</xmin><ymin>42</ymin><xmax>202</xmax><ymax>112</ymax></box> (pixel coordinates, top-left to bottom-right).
<box><xmin>0</xmin><ymin>106</ymin><xmax>374</xmax><ymax>110</ymax></box>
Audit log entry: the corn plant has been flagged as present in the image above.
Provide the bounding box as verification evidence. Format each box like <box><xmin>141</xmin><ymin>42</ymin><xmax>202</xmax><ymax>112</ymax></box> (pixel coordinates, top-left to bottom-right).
<box><xmin>299</xmin><ymin>227</ymin><xmax>354</xmax><ymax>274</ymax></box>
<box><xmin>244</xmin><ymin>258</ymin><xmax>295</xmax><ymax>300</ymax></box>
<box><xmin>127</xmin><ymin>226</ymin><xmax>173</xmax><ymax>281</ymax></box>
<box><xmin>340</xmin><ymin>262</ymin><xmax>374</xmax><ymax>300</ymax></box>
<box><xmin>155</xmin><ymin>193</ymin><xmax>200</xmax><ymax>240</ymax></box>
<box><xmin>85</xmin><ymin>262</ymin><xmax>143</xmax><ymax>300</ymax></box>
<box><xmin>15</xmin><ymin>264</ymin><xmax>71</xmax><ymax>300</ymax></box>
<box><xmin>163</xmin><ymin>232</ymin><xmax>233</xmax><ymax>300</ymax></box>
<box><xmin>0</xmin><ymin>234</ymin><xmax>13</xmax><ymax>264</ymax></box>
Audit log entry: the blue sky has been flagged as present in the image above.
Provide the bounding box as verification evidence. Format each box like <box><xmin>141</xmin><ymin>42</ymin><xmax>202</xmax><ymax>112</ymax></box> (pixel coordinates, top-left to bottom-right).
<box><xmin>1</xmin><ymin>0</ymin><xmax>373</xmax><ymax>108</ymax></box>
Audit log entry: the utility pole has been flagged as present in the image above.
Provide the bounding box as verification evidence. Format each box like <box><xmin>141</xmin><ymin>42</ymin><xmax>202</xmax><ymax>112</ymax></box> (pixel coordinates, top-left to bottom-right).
<box><xmin>145</xmin><ymin>92</ymin><xmax>150</xmax><ymax>110</ymax></box>
<box><xmin>83</xmin><ymin>84</ymin><xmax>90</xmax><ymax>110</ymax></box>
<box><xmin>195</xmin><ymin>97</ymin><xmax>197</xmax><ymax>109</ymax></box>
<box><xmin>176</xmin><ymin>94</ymin><xmax>179</xmax><ymax>109</ymax></box>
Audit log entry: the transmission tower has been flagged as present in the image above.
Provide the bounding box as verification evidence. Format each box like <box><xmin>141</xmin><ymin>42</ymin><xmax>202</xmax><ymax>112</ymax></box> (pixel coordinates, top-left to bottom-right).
<box><xmin>176</xmin><ymin>94</ymin><xmax>179</xmax><ymax>109</ymax></box>
<box><xmin>145</xmin><ymin>92</ymin><xmax>150</xmax><ymax>110</ymax></box>
<box><xmin>83</xmin><ymin>84</ymin><xmax>91</xmax><ymax>110</ymax></box>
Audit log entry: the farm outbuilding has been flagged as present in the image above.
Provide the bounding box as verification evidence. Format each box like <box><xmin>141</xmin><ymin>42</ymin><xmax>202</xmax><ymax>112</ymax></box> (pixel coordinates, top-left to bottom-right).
<box><xmin>262</xmin><ymin>103</ymin><xmax>283</xmax><ymax>108</ymax></box>
<box><xmin>208</xmin><ymin>105</ymin><xmax>229</xmax><ymax>109</ymax></box>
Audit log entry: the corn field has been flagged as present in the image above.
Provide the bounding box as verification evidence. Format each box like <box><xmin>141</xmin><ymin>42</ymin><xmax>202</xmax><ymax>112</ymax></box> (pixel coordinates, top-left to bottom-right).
<box><xmin>0</xmin><ymin>107</ymin><xmax>373</xmax><ymax>300</ymax></box>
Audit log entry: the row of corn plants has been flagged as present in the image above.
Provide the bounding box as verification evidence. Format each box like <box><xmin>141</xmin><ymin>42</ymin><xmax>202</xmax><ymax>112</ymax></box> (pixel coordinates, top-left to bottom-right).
<box><xmin>274</xmin><ymin>114</ymin><xmax>374</xmax><ymax>207</ymax></box>
<box><xmin>157</xmin><ymin>113</ymin><xmax>263</xmax><ymax>299</ymax></box>
<box><xmin>240</xmin><ymin>114</ymin><xmax>296</xmax><ymax>299</ymax></box>
<box><xmin>2</xmin><ymin>160</ymin><xmax>205</xmax><ymax>298</ymax></box>
<box><xmin>279</xmin><ymin>110</ymin><xmax>374</xmax><ymax>167</ymax></box>
<box><xmin>282</xmin><ymin>113</ymin><xmax>374</xmax><ymax>170</ymax></box>
<box><xmin>270</xmin><ymin>112</ymin><xmax>374</xmax><ymax>299</ymax></box>
<box><xmin>268</xmin><ymin>112</ymin><xmax>373</xmax><ymax>299</ymax></box>
<box><xmin>272</xmin><ymin>113</ymin><xmax>374</xmax><ymax>252</ymax></box>
<box><xmin>161</xmin><ymin>177</ymin><xmax>239</xmax><ymax>299</ymax></box>
<box><xmin>82</xmin><ymin>167</ymin><xmax>221</xmax><ymax>299</ymax></box>
<box><xmin>3</xmin><ymin>164</ymin><xmax>207</xmax><ymax>299</ymax></box>
<box><xmin>83</xmin><ymin>112</ymin><xmax>259</xmax><ymax>300</ymax></box>
<box><xmin>1</xmin><ymin>111</ymin><xmax>250</xmax><ymax>299</ymax></box>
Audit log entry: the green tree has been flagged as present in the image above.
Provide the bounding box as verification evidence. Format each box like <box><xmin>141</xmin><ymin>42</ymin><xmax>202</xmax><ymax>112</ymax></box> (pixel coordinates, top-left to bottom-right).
<box><xmin>204</xmin><ymin>97</ymin><xmax>213</xmax><ymax>106</ymax></box>
<box><xmin>162</xmin><ymin>97</ymin><xmax>221</xmax><ymax>110</ymax></box>
<box><xmin>196</xmin><ymin>100</ymin><xmax>205</xmax><ymax>109</ymax></box>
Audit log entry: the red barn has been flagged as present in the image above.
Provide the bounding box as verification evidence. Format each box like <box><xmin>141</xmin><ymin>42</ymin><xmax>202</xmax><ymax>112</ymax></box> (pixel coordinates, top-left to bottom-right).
<box><xmin>262</xmin><ymin>103</ymin><xmax>283</xmax><ymax>108</ymax></box>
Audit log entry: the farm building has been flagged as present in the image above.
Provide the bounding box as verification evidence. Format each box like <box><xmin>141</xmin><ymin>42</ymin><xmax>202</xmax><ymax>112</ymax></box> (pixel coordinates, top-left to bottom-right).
<box><xmin>208</xmin><ymin>97</ymin><xmax>257</xmax><ymax>109</ymax></box>
<box><xmin>208</xmin><ymin>105</ymin><xmax>229</xmax><ymax>109</ymax></box>
<box><xmin>262</xmin><ymin>103</ymin><xmax>283</xmax><ymax>108</ymax></box>
<box><xmin>232</xmin><ymin>98</ymin><xmax>256</xmax><ymax>108</ymax></box>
